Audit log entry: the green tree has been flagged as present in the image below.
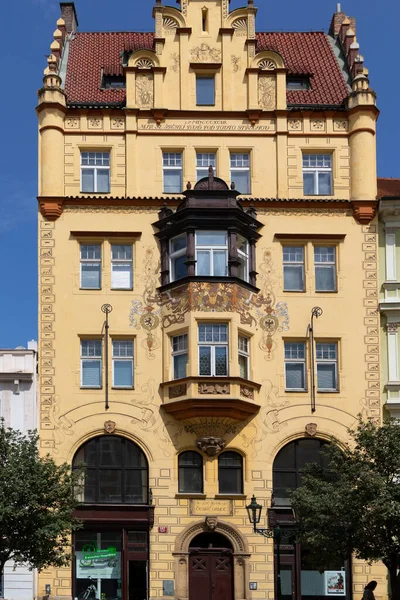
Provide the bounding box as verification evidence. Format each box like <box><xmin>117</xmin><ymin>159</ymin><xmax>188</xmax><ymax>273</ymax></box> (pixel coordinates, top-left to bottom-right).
<box><xmin>291</xmin><ymin>419</ymin><xmax>400</xmax><ymax>599</ymax></box>
<box><xmin>0</xmin><ymin>421</ymin><xmax>82</xmax><ymax>584</ymax></box>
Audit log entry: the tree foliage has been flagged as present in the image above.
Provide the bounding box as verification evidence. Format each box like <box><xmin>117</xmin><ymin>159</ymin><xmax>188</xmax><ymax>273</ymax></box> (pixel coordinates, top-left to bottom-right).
<box><xmin>0</xmin><ymin>421</ymin><xmax>82</xmax><ymax>574</ymax></box>
<box><xmin>291</xmin><ymin>419</ymin><xmax>400</xmax><ymax>598</ymax></box>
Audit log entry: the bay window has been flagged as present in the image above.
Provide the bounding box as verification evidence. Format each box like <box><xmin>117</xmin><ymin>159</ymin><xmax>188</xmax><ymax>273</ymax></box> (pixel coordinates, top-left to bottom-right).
<box><xmin>172</xmin><ymin>334</ymin><xmax>188</xmax><ymax>380</ymax></box>
<box><xmin>196</xmin><ymin>231</ymin><xmax>228</xmax><ymax>276</ymax></box>
<box><xmin>198</xmin><ymin>324</ymin><xmax>228</xmax><ymax>376</ymax></box>
<box><xmin>170</xmin><ymin>234</ymin><xmax>187</xmax><ymax>281</ymax></box>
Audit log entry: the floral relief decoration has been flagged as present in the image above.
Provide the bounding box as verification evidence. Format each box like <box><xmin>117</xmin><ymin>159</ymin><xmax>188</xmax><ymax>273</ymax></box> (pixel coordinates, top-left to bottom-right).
<box><xmin>135</xmin><ymin>74</ymin><xmax>154</xmax><ymax>107</ymax></box>
<box><xmin>129</xmin><ymin>247</ymin><xmax>289</xmax><ymax>361</ymax></box>
<box><xmin>258</xmin><ymin>75</ymin><xmax>276</xmax><ymax>111</ymax></box>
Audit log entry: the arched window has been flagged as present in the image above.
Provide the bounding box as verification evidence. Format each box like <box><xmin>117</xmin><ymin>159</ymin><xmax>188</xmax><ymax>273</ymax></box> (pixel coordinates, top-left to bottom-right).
<box><xmin>73</xmin><ymin>436</ymin><xmax>148</xmax><ymax>504</ymax></box>
<box><xmin>178</xmin><ymin>451</ymin><xmax>203</xmax><ymax>493</ymax></box>
<box><xmin>218</xmin><ymin>451</ymin><xmax>243</xmax><ymax>494</ymax></box>
<box><xmin>273</xmin><ymin>438</ymin><xmax>329</xmax><ymax>504</ymax></box>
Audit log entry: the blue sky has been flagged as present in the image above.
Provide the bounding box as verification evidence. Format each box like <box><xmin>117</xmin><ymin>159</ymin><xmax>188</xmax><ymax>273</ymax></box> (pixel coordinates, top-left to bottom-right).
<box><xmin>0</xmin><ymin>0</ymin><xmax>398</xmax><ymax>348</ymax></box>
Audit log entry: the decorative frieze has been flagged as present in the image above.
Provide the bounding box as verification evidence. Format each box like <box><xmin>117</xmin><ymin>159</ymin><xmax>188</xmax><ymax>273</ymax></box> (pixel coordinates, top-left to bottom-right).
<box><xmin>190</xmin><ymin>44</ymin><xmax>221</xmax><ymax>62</ymax></box>
<box><xmin>198</xmin><ymin>383</ymin><xmax>230</xmax><ymax>395</ymax></box>
<box><xmin>310</xmin><ymin>119</ymin><xmax>325</xmax><ymax>131</ymax></box>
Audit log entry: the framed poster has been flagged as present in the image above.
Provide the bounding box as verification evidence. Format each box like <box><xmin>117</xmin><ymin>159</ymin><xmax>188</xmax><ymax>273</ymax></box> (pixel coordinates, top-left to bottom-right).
<box><xmin>325</xmin><ymin>571</ymin><xmax>346</xmax><ymax>595</ymax></box>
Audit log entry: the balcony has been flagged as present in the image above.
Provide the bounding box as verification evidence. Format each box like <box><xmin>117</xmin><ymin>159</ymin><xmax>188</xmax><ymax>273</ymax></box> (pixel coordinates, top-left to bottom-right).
<box><xmin>161</xmin><ymin>376</ymin><xmax>261</xmax><ymax>421</ymax></box>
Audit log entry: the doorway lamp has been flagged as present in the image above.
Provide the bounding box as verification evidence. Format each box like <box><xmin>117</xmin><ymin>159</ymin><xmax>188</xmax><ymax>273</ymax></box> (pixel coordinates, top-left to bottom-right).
<box><xmin>246</xmin><ymin>495</ymin><xmax>282</xmax><ymax>600</ymax></box>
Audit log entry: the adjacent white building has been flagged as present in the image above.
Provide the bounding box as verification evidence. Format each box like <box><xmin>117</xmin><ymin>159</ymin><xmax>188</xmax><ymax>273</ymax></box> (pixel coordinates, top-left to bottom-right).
<box><xmin>0</xmin><ymin>341</ymin><xmax>37</xmax><ymax>600</ymax></box>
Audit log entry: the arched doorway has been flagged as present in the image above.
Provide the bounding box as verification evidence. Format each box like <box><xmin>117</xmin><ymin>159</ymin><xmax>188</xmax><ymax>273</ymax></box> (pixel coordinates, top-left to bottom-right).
<box><xmin>272</xmin><ymin>439</ymin><xmax>350</xmax><ymax>600</ymax></box>
<box><xmin>189</xmin><ymin>532</ymin><xmax>233</xmax><ymax>600</ymax></box>
<box><xmin>72</xmin><ymin>436</ymin><xmax>151</xmax><ymax>600</ymax></box>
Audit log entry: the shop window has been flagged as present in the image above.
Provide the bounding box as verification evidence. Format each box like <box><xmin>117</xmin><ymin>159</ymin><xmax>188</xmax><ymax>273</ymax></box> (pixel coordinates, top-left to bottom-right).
<box><xmin>73</xmin><ymin>436</ymin><xmax>148</xmax><ymax>504</ymax></box>
<box><xmin>178</xmin><ymin>451</ymin><xmax>203</xmax><ymax>493</ymax></box>
<box><xmin>218</xmin><ymin>451</ymin><xmax>243</xmax><ymax>494</ymax></box>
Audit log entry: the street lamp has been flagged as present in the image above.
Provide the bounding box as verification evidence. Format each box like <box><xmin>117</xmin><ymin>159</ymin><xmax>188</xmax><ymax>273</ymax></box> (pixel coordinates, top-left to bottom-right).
<box><xmin>246</xmin><ymin>495</ymin><xmax>282</xmax><ymax>600</ymax></box>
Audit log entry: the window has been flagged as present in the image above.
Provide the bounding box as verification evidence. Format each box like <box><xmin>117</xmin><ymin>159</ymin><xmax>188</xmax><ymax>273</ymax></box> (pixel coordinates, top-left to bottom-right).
<box><xmin>230</xmin><ymin>153</ymin><xmax>250</xmax><ymax>194</ymax></box>
<box><xmin>314</xmin><ymin>246</ymin><xmax>336</xmax><ymax>292</ymax></box>
<box><xmin>81</xmin><ymin>152</ymin><xmax>110</xmax><ymax>193</ymax></box>
<box><xmin>198</xmin><ymin>323</ymin><xmax>228</xmax><ymax>376</ymax></box>
<box><xmin>178</xmin><ymin>451</ymin><xmax>203</xmax><ymax>493</ymax></box>
<box><xmin>316</xmin><ymin>343</ymin><xmax>338</xmax><ymax>391</ymax></box>
<box><xmin>284</xmin><ymin>342</ymin><xmax>306</xmax><ymax>391</ymax></box>
<box><xmin>81</xmin><ymin>340</ymin><xmax>102</xmax><ymax>388</ymax></box>
<box><xmin>196</xmin><ymin>153</ymin><xmax>216</xmax><ymax>180</ymax></box>
<box><xmin>287</xmin><ymin>76</ymin><xmax>310</xmax><ymax>90</ymax></box>
<box><xmin>218</xmin><ymin>452</ymin><xmax>243</xmax><ymax>494</ymax></box>
<box><xmin>112</xmin><ymin>341</ymin><xmax>134</xmax><ymax>388</ymax></box>
<box><xmin>170</xmin><ymin>234</ymin><xmax>187</xmax><ymax>281</ymax></box>
<box><xmin>80</xmin><ymin>244</ymin><xmax>102</xmax><ymax>289</ymax></box>
<box><xmin>303</xmin><ymin>154</ymin><xmax>332</xmax><ymax>196</ymax></box>
<box><xmin>238</xmin><ymin>335</ymin><xmax>250</xmax><ymax>379</ymax></box>
<box><xmin>196</xmin><ymin>231</ymin><xmax>228</xmax><ymax>276</ymax></box>
<box><xmin>163</xmin><ymin>152</ymin><xmax>182</xmax><ymax>193</ymax></box>
<box><xmin>196</xmin><ymin>76</ymin><xmax>215</xmax><ymax>106</ymax></box>
<box><xmin>103</xmin><ymin>75</ymin><xmax>125</xmax><ymax>89</ymax></box>
<box><xmin>283</xmin><ymin>246</ymin><xmax>305</xmax><ymax>292</ymax></box>
<box><xmin>273</xmin><ymin>439</ymin><xmax>329</xmax><ymax>502</ymax></box>
<box><xmin>237</xmin><ymin>235</ymin><xmax>249</xmax><ymax>282</ymax></box>
<box><xmin>111</xmin><ymin>245</ymin><xmax>133</xmax><ymax>290</ymax></box>
<box><xmin>172</xmin><ymin>334</ymin><xmax>188</xmax><ymax>380</ymax></box>
<box><xmin>73</xmin><ymin>436</ymin><xmax>148</xmax><ymax>504</ymax></box>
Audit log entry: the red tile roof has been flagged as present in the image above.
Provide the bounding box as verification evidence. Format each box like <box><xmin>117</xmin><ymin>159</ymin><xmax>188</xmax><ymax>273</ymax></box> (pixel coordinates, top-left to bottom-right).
<box><xmin>377</xmin><ymin>178</ymin><xmax>400</xmax><ymax>198</ymax></box>
<box><xmin>257</xmin><ymin>32</ymin><xmax>349</xmax><ymax>106</ymax></box>
<box><xmin>64</xmin><ymin>30</ymin><xmax>349</xmax><ymax>107</ymax></box>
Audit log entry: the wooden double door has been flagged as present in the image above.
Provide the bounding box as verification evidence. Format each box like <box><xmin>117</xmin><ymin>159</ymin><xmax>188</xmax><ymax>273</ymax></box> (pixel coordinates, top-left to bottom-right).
<box><xmin>189</xmin><ymin>549</ymin><xmax>233</xmax><ymax>600</ymax></box>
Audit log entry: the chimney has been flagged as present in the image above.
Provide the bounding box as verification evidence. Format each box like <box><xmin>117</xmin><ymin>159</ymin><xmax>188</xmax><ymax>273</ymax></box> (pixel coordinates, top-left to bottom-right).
<box><xmin>329</xmin><ymin>5</ymin><xmax>346</xmax><ymax>37</ymax></box>
<box><xmin>60</xmin><ymin>2</ymin><xmax>78</xmax><ymax>34</ymax></box>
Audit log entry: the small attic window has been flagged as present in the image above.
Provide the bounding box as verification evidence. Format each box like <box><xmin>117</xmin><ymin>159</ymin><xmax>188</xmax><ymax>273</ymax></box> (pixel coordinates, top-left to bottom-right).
<box><xmin>286</xmin><ymin>76</ymin><xmax>310</xmax><ymax>90</ymax></box>
<box><xmin>102</xmin><ymin>75</ymin><xmax>126</xmax><ymax>89</ymax></box>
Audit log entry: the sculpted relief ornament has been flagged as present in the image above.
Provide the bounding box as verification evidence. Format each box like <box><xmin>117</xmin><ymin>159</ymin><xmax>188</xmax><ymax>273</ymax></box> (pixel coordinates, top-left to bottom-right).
<box><xmin>136</xmin><ymin>74</ymin><xmax>154</xmax><ymax>108</ymax></box>
<box><xmin>258</xmin><ymin>75</ymin><xmax>276</xmax><ymax>110</ymax></box>
<box><xmin>190</xmin><ymin>44</ymin><xmax>221</xmax><ymax>63</ymax></box>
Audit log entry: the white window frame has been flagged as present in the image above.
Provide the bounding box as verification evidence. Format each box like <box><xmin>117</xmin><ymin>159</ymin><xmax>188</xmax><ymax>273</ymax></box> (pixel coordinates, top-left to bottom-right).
<box><xmin>316</xmin><ymin>342</ymin><xmax>338</xmax><ymax>392</ymax></box>
<box><xmin>81</xmin><ymin>340</ymin><xmax>102</xmax><ymax>388</ymax></box>
<box><xmin>80</xmin><ymin>152</ymin><xmax>110</xmax><ymax>193</ymax></box>
<box><xmin>302</xmin><ymin>154</ymin><xmax>332</xmax><ymax>196</ymax></box>
<box><xmin>170</xmin><ymin>234</ymin><xmax>187</xmax><ymax>282</ymax></box>
<box><xmin>112</xmin><ymin>340</ymin><xmax>134</xmax><ymax>388</ymax></box>
<box><xmin>80</xmin><ymin>244</ymin><xmax>102</xmax><ymax>290</ymax></box>
<box><xmin>237</xmin><ymin>235</ymin><xmax>249</xmax><ymax>282</ymax></box>
<box><xmin>198</xmin><ymin>324</ymin><xmax>228</xmax><ymax>377</ymax></box>
<box><xmin>238</xmin><ymin>335</ymin><xmax>250</xmax><ymax>380</ymax></box>
<box><xmin>172</xmin><ymin>334</ymin><xmax>188</xmax><ymax>380</ymax></box>
<box><xmin>230</xmin><ymin>153</ymin><xmax>251</xmax><ymax>194</ymax></box>
<box><xmin>314</xmin><ymin>246</ymin><xmax>337</xmax><ymax>292</ymax></box>
<box><xmin>196</xmin><ymin>153</ymin><xmax>217</xmax><ymax>181</ymax></box>
<box><xmin>195</xmin><ymin>231</ymin><xmax>228</xmax><ymax>277</ymax></box>
<box><xmin>284</xmin><ymin>342</ymin><xmax>307</xmax><ymax>391</ymax></box>
<box><xmin>283</xmin><ymin>246</ymin><xmax>305</xmax><ymax>292</ymax></box>
<box><xmin>111</xmin><ymin>244</ymin><xmax>133</xmax><ymax>290</ymax></box>
<box><xmin>163</xmin><ymin>152</ymin><xmax>183</xmax><ymax>194</ymax></box>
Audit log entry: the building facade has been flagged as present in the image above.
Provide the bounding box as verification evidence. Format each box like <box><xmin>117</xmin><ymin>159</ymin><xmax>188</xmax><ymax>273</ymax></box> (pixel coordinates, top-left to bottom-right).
<box><xmin>37</xmin><ymin>2</ymin><xmax>385</xmax><ymax>600</ymax></box>
<box><xmin>0</xmin><ymin>341</ymin><xmax>38</xmax><ymax>600</ymax></box>
<box><xmin>378</xmin><ymin>179</ymin><xmax>400</xmax><ymax>419</ymax></box>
